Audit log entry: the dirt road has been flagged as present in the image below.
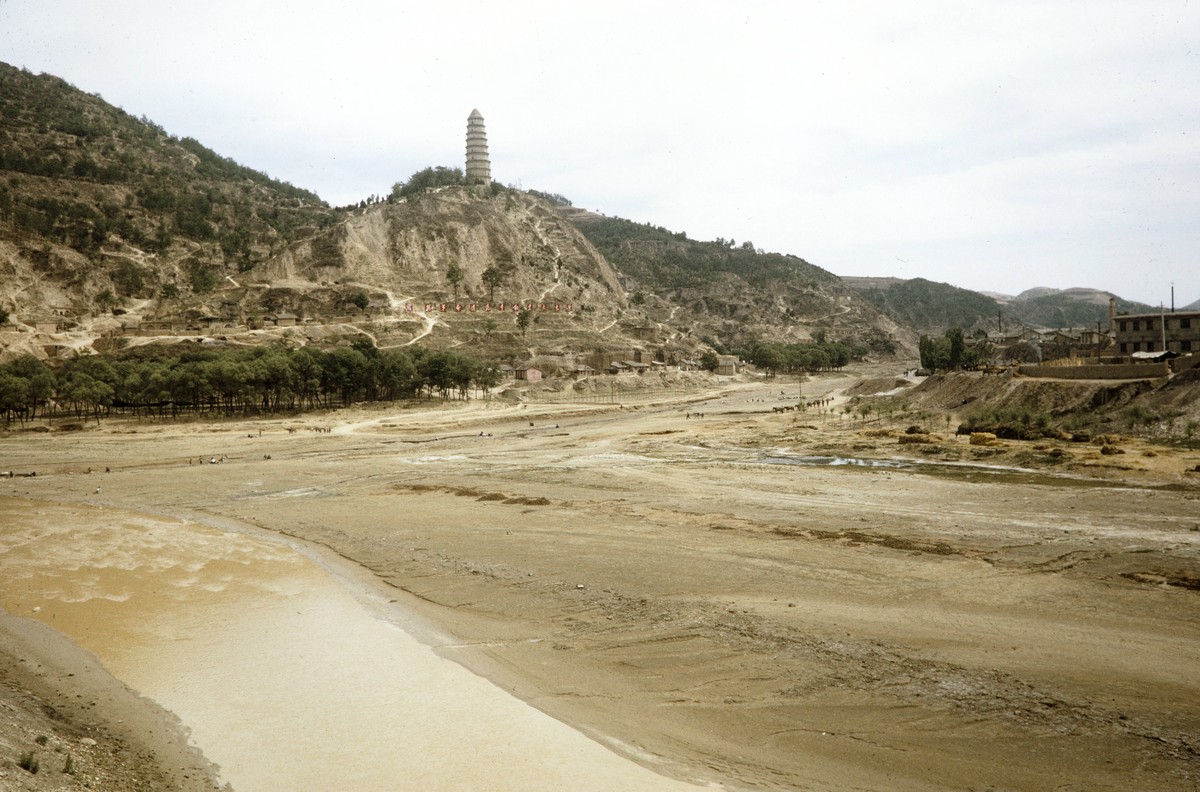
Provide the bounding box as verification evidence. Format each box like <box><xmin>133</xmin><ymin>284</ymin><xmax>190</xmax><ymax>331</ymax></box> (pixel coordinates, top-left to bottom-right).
<box><xmin>2</xmin><ymin>372</ymin><xmax>1197</xmax><ymax>790</ymax></box>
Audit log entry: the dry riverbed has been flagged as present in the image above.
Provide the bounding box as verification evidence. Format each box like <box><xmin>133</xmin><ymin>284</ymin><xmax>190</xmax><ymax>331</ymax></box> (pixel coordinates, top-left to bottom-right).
<box><xmin>2</xmin><ymin>370</ymin><xmax>1198</xmax><ymax>790</ymax></box>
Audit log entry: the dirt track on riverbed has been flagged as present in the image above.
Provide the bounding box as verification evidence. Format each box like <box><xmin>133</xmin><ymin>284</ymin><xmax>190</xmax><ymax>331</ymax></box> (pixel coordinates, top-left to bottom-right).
<box><xmin>2</xmin><ymin>369</ymin><xmax>1199</xmax><ymax>790</ymax></box>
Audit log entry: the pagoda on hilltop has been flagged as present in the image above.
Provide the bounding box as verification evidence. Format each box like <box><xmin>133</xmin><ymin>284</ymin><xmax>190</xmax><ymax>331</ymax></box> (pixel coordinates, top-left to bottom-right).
<box><xmin>465</xmin><ymin>109</ymin><xmax>491</xmax><ymax>185</ymax></box>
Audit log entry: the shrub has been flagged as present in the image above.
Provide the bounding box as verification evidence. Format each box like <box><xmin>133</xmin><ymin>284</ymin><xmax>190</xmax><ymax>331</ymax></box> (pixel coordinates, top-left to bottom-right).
<box><xmin>391</xmin><ymin>166</ymin><xmax>463</xmax><ymax>199</ymax></box>
<box><xmin>18</xmin><ymin>751</ymin><xmax>39</xmax><ymax>773</ymax></box>
<box><xmin>960</xmin><ymin>405</ymin><xmax>1055</xmax><ymax>440</ymax></box>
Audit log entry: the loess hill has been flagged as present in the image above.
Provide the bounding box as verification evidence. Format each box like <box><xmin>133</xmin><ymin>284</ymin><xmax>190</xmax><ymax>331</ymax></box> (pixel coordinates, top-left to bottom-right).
<box><xmin>0</xmin><ymin>61</ymin><xmax>909</xmax><ymax>364</ymax></box>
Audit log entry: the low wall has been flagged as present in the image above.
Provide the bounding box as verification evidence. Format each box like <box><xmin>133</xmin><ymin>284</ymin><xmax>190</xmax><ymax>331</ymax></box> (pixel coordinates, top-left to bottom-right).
<box><xmin>1171</xmin><ymin>354</ymin><xmax>1200</xmax><ymax>374</ymax></box>
<box><xmin>1017</xmin><ymin>362</ymin><xmax>1170</xmax><ymax>380</ymax></box>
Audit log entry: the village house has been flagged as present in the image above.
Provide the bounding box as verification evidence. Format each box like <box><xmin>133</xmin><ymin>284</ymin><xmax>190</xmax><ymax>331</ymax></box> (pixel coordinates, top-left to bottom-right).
<box><xmin>624</xmin><ymin>361</ymin><xmax>649</xmax><ymax>375</ymax></box>
<box><xmin>514</xmin><ymin>364</ymin><xmax>542</xmax><ymax>383</ymax></box>
<box><xmin>569</xmin><ymin>365</ymin><xmax>595</xmax><ymax>379</ymax></box>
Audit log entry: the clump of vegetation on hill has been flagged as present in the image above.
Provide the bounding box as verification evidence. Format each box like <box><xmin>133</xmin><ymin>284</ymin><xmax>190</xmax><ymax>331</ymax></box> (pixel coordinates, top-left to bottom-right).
<box><xmin>858</xmin><ymin>278</ymin><xmax>1000</xmax><ymax>335</ymax></box>
<box><xmin>573</xmin><ymin>216</ymin><xmax>836</xmax><ymax>290</ymax></box>
<box><xmin>390</xmin><ymin>166</ymin><xmax>465</xmax><ymax>199</ymax></box>
<box><xmin>526</xmin><ymin>189</ymin><xmax>571</xmax><ymax>206</ymax></box>
<box><xmin>957</xmin><ymin>405</ymin><xmax>1057</xmax><ymax>440</ymax></box>
<box><xmin>0</xmin><ymin>62</ymin><xmax>333</xmax><ymax>268</ymax></box>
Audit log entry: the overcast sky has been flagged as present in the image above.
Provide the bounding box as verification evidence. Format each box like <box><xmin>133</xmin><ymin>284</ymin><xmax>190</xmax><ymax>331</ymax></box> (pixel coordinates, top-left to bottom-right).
<box><xmin>2</xmin><ymin>1</ymin><xmax>1197</xmax><ymax>306</ymax></box>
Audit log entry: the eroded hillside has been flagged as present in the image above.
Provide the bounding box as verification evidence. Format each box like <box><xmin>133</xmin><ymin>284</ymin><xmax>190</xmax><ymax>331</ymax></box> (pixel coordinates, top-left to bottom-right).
<box><xmin>1</xmin><ymin>60</ymin><xmax>912</xmax><ymax>365</ymax></box>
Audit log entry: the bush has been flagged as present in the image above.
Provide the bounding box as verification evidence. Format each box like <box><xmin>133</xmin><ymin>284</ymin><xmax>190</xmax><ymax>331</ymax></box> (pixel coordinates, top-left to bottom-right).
<box><xmin>391</xmin><ymin>166</ymin><xmax>463</xmax><ymax>199</ymax></box>
<box><xmin>18</xmin><ymin>751</ymin><xmax>39</xmax><ymax>774</ymax></box>
<box><xmin>959</xmin><ymin>405</ymin><xmax>1056</xmax><ymax>440</ymax></box>
<box><xmin>188</xmin><ymin>264</ymin><xmax>219</xmax><ymax>294</ymax></box>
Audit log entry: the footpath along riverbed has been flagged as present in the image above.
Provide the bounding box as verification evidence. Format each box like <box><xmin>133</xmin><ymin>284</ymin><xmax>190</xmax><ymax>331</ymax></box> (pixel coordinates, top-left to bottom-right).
<box><xmin>2</xmin><ymin>371</ymin><xmax>1199</xmax><ymax>791</ymax></box>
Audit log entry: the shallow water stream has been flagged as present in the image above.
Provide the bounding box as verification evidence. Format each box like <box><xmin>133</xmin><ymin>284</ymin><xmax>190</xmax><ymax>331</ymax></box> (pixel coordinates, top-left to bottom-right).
<box><xmin>0</xmin><ymin>498</ymin><xmax>712</xmax><ymax>791</ymax></box>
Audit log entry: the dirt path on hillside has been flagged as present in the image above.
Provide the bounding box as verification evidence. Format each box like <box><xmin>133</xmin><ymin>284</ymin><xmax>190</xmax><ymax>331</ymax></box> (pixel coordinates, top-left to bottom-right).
<box><xmin>2</xmin><ymin>369</ymin><xmax>1198</xmax><ymax>790</ymax></box>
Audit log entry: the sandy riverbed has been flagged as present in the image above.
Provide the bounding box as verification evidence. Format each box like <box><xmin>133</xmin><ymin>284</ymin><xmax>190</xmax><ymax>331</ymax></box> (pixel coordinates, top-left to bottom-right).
<box><xmin>2</xmin><ymin>369</ymin><xmax>1198</xmax><ymax>790</ymax></box>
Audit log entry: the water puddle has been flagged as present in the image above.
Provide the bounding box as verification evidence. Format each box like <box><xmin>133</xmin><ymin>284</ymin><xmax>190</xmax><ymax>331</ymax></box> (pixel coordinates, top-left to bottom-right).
<box><xmin>757</xmin><ymin>452</ymin><xmax>1121</xmax><ymax>488</ymax></box>
<box><xmin>760</xmin><ymin>454</ymin><xmax>911</xmax><ymax>469</ymax></box>
<box><xmin>0</xmin><ymin>497</ymin><xmax>714</xmax><ymax>791</ymax></box>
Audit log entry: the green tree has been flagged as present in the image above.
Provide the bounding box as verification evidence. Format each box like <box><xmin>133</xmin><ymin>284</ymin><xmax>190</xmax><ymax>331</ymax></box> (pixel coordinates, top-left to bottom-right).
<box><xmin>57</xmin><ymin>355</ymin><xmax>117</xmax><ymax>420</ymax></box>
<box><xmin>0</xmin><ymin>372</ymin><xmax>31</xmax><ymax>424</ymax></box>
<box><xmin>418</xmin><ymin>350</ymin><xmax>457</xmax><ymax>398</ymax></box>
<box><xmin>391</xmin><ymin>166</ymin><xmax>464</xmax><ymax>200</ymax></box>
<box><xmin>482</xmin><ymin>266</ymin><xmax>505</xmax><ymax>301</ymax></box>
<box><xmin>446</xmin><ymin>262</ymin><xmax>463</xmax><ymax>298</ymax></box>
<box><xmin>947</xmin><ymin>326</ymin><xmax>966</xmax><ymax>370</ymax></box>
<box><xmin>4</xmin><ymin>355</ymin><xmax>55</xmax><ymax>419</ymax></box>
<box><xmin>111</xmin><ymin>260</ymin><xmax>146</xmax><ymax>297</ymax></box>
<box><xmin>189</xmin><ymin>264</ymin><xmax>219</xmax><ymax>294</ymax></box>
<box><xmin>515</xmin><ymin>308</ymin><xmax>532</xmax><ymax>338</ymax></box>
<box><xmin>919</xmin><ymin>334</ymin><xmax>951</xmax><ymax>372</ymax></box>
<box><xmin>321</xmin><ymin>347</ymin><xmax>370</xmax><ymax>407</ymax></box>
<box><xmin>748</xmin><ymin>342</ymin><xmax>785</xmax><ymax>377</ymax></box>
<box><xmin>700</xmin><ymin>350</ymin><xmax>719</xmax><ymax>372</ymax></box>
<box><xmin>377</xmin><ymin>349</ymin><xmax>416</xmax><ymax>400</ymax></box>
<box><xmin>95</xmin><ymin>289</ymin><xmax>118</xmax><ymax>311</ymax></box>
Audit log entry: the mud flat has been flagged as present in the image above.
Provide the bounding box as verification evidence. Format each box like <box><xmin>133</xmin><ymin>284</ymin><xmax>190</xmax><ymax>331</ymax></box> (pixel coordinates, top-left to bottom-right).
<box><xmin>2</xmin><ymin>371</ymin><xmax>1198</xmax><ymax>790</ymax></box>
<box><xmin>0</xmin><ymin>499</ymin><xmax>716</xmax><ymax>791</ymax></box>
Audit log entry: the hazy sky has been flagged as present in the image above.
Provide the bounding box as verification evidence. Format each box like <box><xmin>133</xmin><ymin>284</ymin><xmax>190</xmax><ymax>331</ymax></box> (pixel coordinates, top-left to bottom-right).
<box><xmin>2</xmin><ymin>1</ymin><xmax>1197</xmax><ymax>305</ymax></box>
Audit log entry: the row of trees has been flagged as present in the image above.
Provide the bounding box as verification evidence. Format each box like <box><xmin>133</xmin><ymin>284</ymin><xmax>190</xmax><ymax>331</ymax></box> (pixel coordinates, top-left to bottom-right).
<box><xmin>0</xmin><ymin>342</ymin><xmax>502</xmax><ymax>424</ymax></box>
<box><xmin>918</xmin><ymin>327</ymin><xmax>998</xmax><ymax>372</ymax></box>
<box><xmin>742</xmin><ymin>340</ymin><xmax>865</xmax><ymax>376</ymax></box>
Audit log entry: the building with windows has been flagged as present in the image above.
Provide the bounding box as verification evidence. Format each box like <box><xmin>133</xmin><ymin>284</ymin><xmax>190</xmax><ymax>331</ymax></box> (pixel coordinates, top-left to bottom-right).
<box><xmin>1111</xmin><ymin>310</ymin><xmax>1200</xmax><ymax>355</ymax></box>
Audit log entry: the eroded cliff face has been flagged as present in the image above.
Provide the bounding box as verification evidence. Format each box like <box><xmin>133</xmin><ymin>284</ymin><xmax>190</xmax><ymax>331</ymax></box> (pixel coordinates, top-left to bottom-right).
<box><xmin>229</xmin><ymin>187</ymin><xmax>648</xmax><ymax>354</ymax></box>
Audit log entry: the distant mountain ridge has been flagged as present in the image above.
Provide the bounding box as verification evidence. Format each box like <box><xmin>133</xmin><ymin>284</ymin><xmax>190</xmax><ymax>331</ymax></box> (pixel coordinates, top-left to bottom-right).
<box><xmin>842</xmin><ymin>278</ymin><xmax>1160</xmax><ymax>336</ymax></box>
